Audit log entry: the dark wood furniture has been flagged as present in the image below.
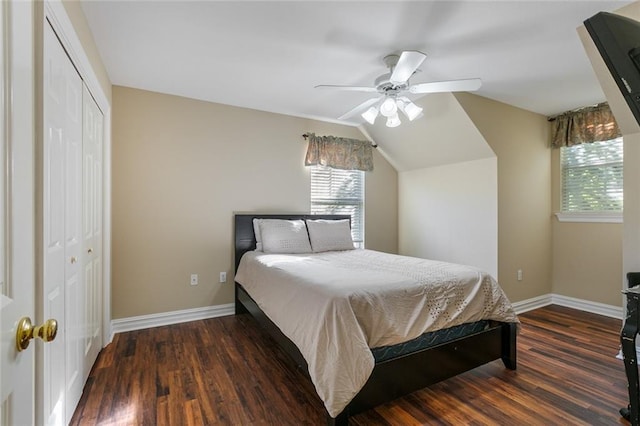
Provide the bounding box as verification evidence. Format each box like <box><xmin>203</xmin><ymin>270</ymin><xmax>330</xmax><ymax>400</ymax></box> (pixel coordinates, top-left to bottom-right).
<box><xmin>233</xmin><ymin>213</ymin><xmax>518</xmax><ymax>425</ymax></box>
<box><xmin>621</xmin><ymin>272</ymin><xmax>640</xmax><ymax>425</ymax></box>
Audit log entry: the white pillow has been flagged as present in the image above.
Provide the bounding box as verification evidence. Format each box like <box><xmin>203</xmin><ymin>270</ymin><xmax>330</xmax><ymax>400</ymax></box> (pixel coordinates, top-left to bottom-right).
<box><xmin>253</xmin><ymin>218</ymin><xmax>263</xmax><ymax>251</ymax></box>
<box><xmin>306</xmin><ymin>219</ymin><xmax>355</xmax><ymax>252</ymax></box>
<box><xmin>259</xmin><ymin>219</ymin><xmax>312</xmax><ymax>254</ymax></box>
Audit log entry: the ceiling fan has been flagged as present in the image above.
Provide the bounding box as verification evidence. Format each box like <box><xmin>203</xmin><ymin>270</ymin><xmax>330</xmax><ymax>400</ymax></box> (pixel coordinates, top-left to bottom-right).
<box><xmin>315</xmin><ymin>50</ymin><xmax>482</xmax><ymax>127</ymax></box>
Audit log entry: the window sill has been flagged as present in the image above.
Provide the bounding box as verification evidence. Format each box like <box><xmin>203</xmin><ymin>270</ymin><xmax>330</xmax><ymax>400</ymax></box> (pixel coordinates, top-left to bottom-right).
<box><xmin>555</xmin><ymin>212</ymin><xmax>622</xmax><ymax>223</ymax></box>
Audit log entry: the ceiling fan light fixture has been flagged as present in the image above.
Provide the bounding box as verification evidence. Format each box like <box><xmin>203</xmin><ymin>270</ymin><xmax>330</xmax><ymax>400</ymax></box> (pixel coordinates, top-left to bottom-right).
<box><xmin>379</xmin><ymin>97</ymin><xmax>398</xmax><ymax>117</ymax></box>
<box><xmin>362</xmin><ymin>106</ymin><xmax>379</xmax><ymax>125</ymax></box>
<box><xmin>386</xmin><ymin>114</ymin><xmax>401</xmax><ymax>128</ymax></box>
<box><xmin>315</xmin><ymin>50</ymin><xmax>482</xmax><ymax>125</ymax></box>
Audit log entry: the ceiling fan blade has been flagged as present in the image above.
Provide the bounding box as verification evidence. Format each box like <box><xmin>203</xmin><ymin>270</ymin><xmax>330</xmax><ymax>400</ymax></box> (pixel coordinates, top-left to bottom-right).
<box><xmin>338</xmin><ymin>97</ymin><xmax>382</xmax><ymax>120</ymax></box>
<box><xmin>409</xmin><ymin>78</ymin><xmax>482</xmax><ymax>94</ymax></box>
<box><xmin>315</xmin><ymin>84</ymin><xmax>378</xmax><ymax>93</ymax></box>
<box><xmin>390</xmin><ymin>50</ymin><xmax>427</xmax><ymax>84</ymax></box>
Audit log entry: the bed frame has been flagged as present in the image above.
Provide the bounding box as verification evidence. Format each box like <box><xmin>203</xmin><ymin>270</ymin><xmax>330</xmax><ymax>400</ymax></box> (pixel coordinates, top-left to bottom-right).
<box><xmin>234</xmin><ymin>213</ymin><xmax>517</xmax><ymax>425</ymax></box>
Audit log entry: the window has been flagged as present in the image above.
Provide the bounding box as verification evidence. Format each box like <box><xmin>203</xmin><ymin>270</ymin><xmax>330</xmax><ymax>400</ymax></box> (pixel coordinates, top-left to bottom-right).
<box><xmin>310</xmin><ymin>165</ymin><xmax>364</xmax><ymax>246</ymax></box>
<box><xmin>560</xmin><ymin>137</ymin><xmax>623</xmax><ymax>217</ymax></box>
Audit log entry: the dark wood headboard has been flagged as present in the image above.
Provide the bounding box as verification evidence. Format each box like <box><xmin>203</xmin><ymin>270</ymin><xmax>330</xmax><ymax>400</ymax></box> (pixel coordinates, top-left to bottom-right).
<box><xmin>234</xmin><ymin>213</ymin><xmax>351</xmax><ymax>272</ymax></box>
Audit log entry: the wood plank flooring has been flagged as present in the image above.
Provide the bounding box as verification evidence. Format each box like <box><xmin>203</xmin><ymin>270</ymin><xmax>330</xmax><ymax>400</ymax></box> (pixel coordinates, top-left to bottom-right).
<box><xmin>71</xmin><ymin>305</ymin><xmax>629</xmax><ymax>425</ymax></box>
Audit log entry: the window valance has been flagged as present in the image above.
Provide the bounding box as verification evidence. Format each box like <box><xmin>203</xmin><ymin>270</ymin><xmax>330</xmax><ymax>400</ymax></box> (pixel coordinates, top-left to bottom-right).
<box><xmin>304</xmin><ymin>133</ymin><xmax>374</xmax><ymax>172</ymax></box>
<box><xmin>549</xmin><ymin>102</ymin><xmax>621</xmax><ymax>148</ymax></box>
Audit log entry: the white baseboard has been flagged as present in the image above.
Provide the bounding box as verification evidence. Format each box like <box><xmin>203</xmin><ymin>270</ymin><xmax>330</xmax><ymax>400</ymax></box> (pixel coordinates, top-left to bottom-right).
<box><xmin>512</xmin><ymin>293</ymin><xmax>623</xmax><ymax>319</ymax></box>
<box><xmin>550</xmin><ymin>294</ymin><xmax>623</xmax><ymax>319</ymax></box>
<box><xmin>512</xmin><ymin>294</ymin><xmax>553</xmax><ymax>314</ymax></box>
<box><xmin>108</xmin><ymin>294</ymin><xmax>623</xmax><ymax>341</ymax></box>
<box><xmin>110</xmin><ymin>303</ymin><xmax>235</xmax><ymax>338</ymax></box>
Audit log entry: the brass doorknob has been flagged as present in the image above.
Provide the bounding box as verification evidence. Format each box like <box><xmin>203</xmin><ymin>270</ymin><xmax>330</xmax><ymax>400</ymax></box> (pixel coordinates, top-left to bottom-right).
<box><xmin>70</xmin><ymin>256</ymin><xmax>77</xmax><ymax>264</ymax></box>
<box><xmin>16</xmin><ymin>317</ymin><xmax>58</xmax><ymax>352</ymax></box>
<box><xmin>87</xmin><ymin>248</ymin><xmax>93</xmax><ymax>253</ymax></box>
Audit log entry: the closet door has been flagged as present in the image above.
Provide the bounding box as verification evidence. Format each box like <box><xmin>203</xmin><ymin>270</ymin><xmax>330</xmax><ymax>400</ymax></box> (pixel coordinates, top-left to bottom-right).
<box><xmin>42</xmin><ymin>21</ymin><xmax>84</xmax><ymax>424</ymax></box>
<box><xmin>82</xmin><ymin>84</ymin><xmax>103</xmax><ymax>377</ymax></box>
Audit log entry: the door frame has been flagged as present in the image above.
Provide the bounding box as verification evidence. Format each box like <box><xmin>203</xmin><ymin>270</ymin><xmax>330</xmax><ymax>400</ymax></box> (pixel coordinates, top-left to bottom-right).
<box><xmin>42</xmin><ymin>1</ymin><xmax>112</xmax><ymax>346</ymax></box>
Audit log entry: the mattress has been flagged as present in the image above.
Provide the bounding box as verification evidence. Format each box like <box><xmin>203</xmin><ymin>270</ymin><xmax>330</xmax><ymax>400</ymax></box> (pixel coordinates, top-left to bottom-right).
<box><xmin>235</xmin><ymin>249</ymin><xmax>518</xmax><ymax>417</ymax></box>
<box><xmin>371</xmin><ymin>320</ymin><xmax>490</xmax><ymax>362</ymax></box>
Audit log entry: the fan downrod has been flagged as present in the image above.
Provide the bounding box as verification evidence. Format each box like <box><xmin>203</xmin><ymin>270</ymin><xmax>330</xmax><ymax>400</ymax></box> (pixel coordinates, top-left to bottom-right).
<box><xmin>383</xmin><ymin>54</ymin><xmax>400</xmax><ymax>70</ymax></box>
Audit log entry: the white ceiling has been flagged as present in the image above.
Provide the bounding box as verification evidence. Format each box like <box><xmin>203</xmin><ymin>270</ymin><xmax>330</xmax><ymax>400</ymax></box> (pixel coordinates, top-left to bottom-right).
<box><xmin>81</xmin><ymin>0</ymin><xmax>633</xmax><ymax>126</ymax></box>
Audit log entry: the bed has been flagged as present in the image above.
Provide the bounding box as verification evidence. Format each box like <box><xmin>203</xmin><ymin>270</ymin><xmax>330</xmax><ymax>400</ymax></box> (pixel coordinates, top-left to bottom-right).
<box><xmin>233</xmin><ymin>213</ymin><xmax>518</xmax><ymax>425</ymax></box>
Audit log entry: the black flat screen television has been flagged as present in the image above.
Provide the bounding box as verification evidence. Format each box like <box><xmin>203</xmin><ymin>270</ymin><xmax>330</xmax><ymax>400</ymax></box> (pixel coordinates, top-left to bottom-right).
<box><xmin>585</xmin><ymin>11</ymin><xmax>640</xmax><ymax>126</ymax></box>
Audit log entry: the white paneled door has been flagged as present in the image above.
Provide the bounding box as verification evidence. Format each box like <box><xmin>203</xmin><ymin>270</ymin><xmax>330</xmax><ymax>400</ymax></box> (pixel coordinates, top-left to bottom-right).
<box><xmin>43</xmin><ymin>20</ymin><xmax>105</xmax><ymax>425</ymax></box>
<box><xmin>43</xmin><ymin>20</ymin><xmax>83</xmax><ymax>425</ymax></box>
<box><xmin>82</xmin><ymin>85</ymin><xmax>103</xmax><ymax>380</ymax></box>
<box><xmin>0</xmin><ymin>1</ymin><xmax>36</xmax><ymax>424</ymax></box>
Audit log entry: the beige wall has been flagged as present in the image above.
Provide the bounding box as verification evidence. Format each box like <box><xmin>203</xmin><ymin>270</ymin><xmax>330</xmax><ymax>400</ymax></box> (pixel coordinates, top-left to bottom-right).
<box><xmin>456</xmin><ymin>93</ymin><xmax>552</xmax><ymax>303</ymax></box>
<box><xmin>624</xmin><ymin>134</ymin><xmax>640</xmax><ymax>297</ymax></box>
<box><xmin>112</xmin><ymin>86</ymin><xmax>397</xmax><ymax>319</ymax></box>
<box><xmin>364</xmin><ymin>151</ymin><xmax>398</xmax><ymax>254</ymax></box>
<box><xmin>550</xmin><ymin>148</ymin><xmax>623</xmax><ymax>306</ymax></box>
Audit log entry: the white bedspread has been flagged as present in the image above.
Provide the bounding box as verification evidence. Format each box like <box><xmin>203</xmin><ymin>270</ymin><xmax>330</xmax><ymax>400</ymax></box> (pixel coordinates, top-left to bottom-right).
<box><xmin>235</xmin><ymin>249</ymin><xmax>518</xmax><ymax>417</ymax></box>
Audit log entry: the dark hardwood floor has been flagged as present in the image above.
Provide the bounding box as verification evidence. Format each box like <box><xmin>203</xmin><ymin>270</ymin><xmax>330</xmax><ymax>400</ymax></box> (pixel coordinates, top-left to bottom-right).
<box><xmin>71</xmin><ymin>305</ymin><xmax>630</xmax><ymax>425</ymax></box>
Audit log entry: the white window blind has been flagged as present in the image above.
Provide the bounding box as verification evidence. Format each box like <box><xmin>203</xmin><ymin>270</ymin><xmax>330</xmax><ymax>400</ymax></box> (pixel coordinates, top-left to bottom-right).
<box><xmin>310</xmin><ymin>165</ymin><xmax>364</xmax><ymax>245</ymax></box>
<box><xmin>560</xmin><ymin>137</ymin><xmax>623</xmax><ymax>213</ymax></box>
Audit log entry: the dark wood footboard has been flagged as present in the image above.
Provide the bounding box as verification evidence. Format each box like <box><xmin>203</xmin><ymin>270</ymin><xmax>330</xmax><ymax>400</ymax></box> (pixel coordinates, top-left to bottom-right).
<box><xmin>347</xmin><ymin>321</ymin><xmax>516</xmax><ymax>416</ymax></box>
<box><xmin>502</xmin><ymin>321</ymin><xmax>518</xmax><ymax>369</ymax></box>
<box><xmin>235</xmin><ymin>282</ymin><xmax>517</xmax><ymax>425</ymax></box>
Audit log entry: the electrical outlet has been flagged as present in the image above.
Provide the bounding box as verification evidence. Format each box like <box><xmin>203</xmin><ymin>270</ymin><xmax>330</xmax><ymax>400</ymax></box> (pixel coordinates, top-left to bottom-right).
<box><xmin>219</xmin><ymin>272</ymin><xmax>227</xmax><ymax>283</ymax></box>
<box><xmin>190</xmin><ymin>274</ymin><xmax>198</xmax><ymax>286</ymax></box>
<box><xmin>517</xmin><ymin>269</ymin><xmax>523</xmax><ymax>282</ymax></box>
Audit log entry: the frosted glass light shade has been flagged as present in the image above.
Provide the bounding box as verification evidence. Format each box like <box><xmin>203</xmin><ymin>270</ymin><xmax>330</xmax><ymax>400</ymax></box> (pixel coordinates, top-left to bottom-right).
<box><xmin>361</xmin><ymin>106</ymin><xmax>379</xmax><ymax>125</ymax></box>
<box><xmin>403</xmin><ymin>101</ymin><xmax>423</xmax><ymax>121</ymax></box>
<box><xmin>379</xmin><ymin>98</ymin><xmax>398</xmax><ymax>117</ymax></box>
<box><xmin>397</xmin><ymin>98</ymin><xmax>423</xmax><ymax>121</ymax></box>
<box><xmin>386</xmin><ymin>114</ymin><xmax>401</xmax><ymax>128</ymax></box>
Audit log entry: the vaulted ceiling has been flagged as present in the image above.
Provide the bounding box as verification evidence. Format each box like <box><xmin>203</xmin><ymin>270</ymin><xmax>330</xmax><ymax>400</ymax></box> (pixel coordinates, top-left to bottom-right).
<box><xmin>81</xmin><ymin>1</ymin><xmax>632</xmax><ymax>168</ymax></box>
